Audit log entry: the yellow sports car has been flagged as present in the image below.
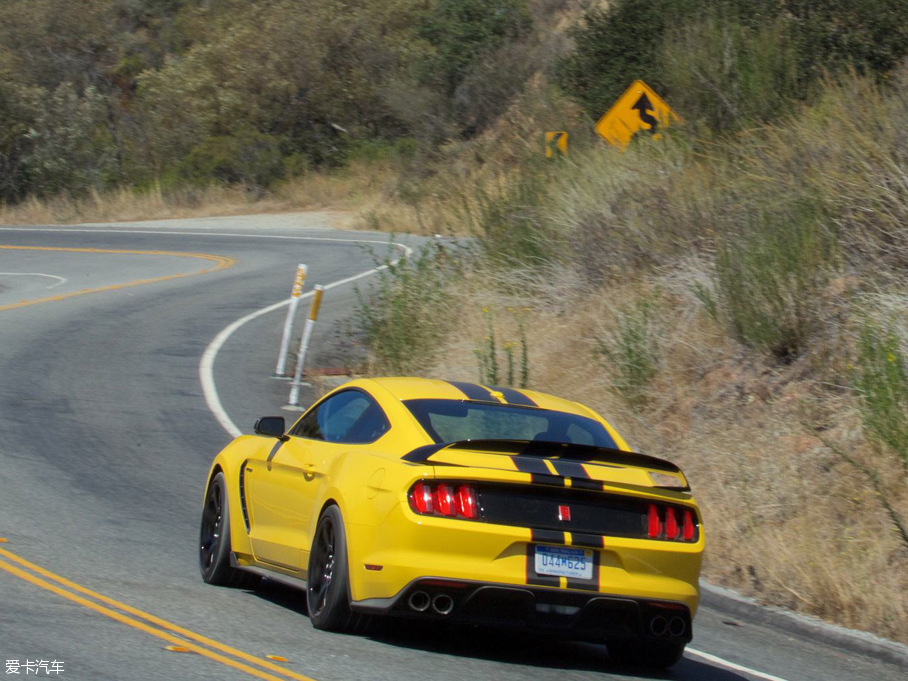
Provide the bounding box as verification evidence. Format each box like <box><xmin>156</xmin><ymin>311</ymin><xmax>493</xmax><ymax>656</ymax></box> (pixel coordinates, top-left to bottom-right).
<box><xmin>199</xmin><ymin>378</ymin><xmax>703</xmax><ymax>668</ymax></box>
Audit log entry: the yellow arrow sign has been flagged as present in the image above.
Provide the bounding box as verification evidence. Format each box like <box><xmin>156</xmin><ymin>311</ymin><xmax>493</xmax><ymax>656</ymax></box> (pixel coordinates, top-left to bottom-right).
<box><xmin>595</xmin><ymin>80</ymin><xmax>678</xmax><ymax>148</ymax></box>
<box><xmin>545</xmin><ymin>131</ymin><xmax>568</xmax><ymax>158</ymax></box>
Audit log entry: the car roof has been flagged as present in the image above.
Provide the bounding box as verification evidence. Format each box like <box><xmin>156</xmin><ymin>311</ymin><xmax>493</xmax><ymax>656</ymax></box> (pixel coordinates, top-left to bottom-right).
<box><xmin>360</xmin><ymin>377</ymin><xmax>594</xmax><ymax>418</ymax></box>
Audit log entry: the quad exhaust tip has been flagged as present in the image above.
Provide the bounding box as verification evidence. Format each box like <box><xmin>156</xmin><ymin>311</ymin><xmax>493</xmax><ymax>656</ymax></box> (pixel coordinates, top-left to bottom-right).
<box><xmin>669</xmin><ymin>616</ymin><xmax>686</xmax><ymax>637</ymax></box>
<box><xmin>649</xmin><ymin>615</ymin><xmax>668</xmax><ymax>637</ymax></box>
<box><xmin>408</xmin><ymin>591</ymin><xmax>430</xmax><ymax>612</ymax></box>
<box><xmin>431</xmin><ymin>594</ymin><xmax>454</xmax><ymax>615</ymax></box>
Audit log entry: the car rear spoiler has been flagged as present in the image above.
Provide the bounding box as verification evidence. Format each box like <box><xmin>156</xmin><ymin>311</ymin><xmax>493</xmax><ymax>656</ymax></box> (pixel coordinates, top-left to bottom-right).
<box><xmin>401</xmin><ymin>439</ymin><xmax>682</xmax><ymax>473</ymax></box>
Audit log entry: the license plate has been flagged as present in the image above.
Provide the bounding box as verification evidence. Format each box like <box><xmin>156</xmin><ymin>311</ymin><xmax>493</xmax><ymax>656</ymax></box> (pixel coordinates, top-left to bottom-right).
<box><xmin>534</xmin><ymin>545</ymin><xmax>593</xmax><ymax>580</ymax></box>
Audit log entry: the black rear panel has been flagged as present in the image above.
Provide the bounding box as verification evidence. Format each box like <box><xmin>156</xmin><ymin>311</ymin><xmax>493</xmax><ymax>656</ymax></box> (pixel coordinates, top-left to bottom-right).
<box><xmin>480</xmin><ymin>484</ymin><xmax>647</xmax><ymax>539</ymax></box>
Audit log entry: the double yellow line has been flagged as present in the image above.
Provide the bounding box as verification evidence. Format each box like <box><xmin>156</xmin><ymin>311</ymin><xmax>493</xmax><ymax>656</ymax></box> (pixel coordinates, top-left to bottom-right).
<box><xmin>0</xmin><ymin>543</ymin><xmax>316</xmax><ymax>681</ymax></box>
<box><xmin>0</xmin><ymin>245</ymin><xmax>234</xmax><ymax>312</ymax></box>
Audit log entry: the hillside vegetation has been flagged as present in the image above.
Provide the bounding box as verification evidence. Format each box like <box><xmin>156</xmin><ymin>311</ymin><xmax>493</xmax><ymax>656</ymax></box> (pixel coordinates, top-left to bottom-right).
<box><xmin>3</xmin><ymin>0</ymin><xmax>908</xmax><ymax>643</ymax></box>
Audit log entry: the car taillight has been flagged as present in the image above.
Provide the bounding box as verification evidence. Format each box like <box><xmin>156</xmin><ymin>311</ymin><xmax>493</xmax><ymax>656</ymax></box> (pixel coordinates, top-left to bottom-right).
<box><xmin>409</xmin><ymin>482</ymin><xmax>479</xmax><ymax>520</ymax></box>
<box><xmin>647</xmin><ymin>504</ymin><xmax>661</xmax><ymax>538</ymax></box>
<box><xmin>456</xmin><ymin>486</ymin><xmax>478</xmax><ymax>519</ymax></box>
<box><xmin>682</xmin><ymin>509</ymin><xmax>695</xmax><ymax>541</ymax></box>
<box><xmin>665</xmin><ymin>507</ymin><xmax>679</xmax><ymax>540</ymax></box>
<box><xmin>435</xmin><ymin>484</ymin><xmax>455</xmax><ymax>517</ymax></box>
<box><xmin>411</xmin><ymin>481</ymin><xmax>434</xmax><ymax>514</ymax></box>
<box><xmin>646</xmin><ymin>503</ymin><xmax>698</xmax><ymax>542</ymax></box>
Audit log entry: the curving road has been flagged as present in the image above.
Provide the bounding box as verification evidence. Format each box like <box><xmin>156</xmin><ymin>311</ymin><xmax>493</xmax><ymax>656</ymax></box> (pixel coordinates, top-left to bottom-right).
<box><xmin>0</xmin><ymin>216</ymin><xmax>902</xmax><ymax>681</ymax></box>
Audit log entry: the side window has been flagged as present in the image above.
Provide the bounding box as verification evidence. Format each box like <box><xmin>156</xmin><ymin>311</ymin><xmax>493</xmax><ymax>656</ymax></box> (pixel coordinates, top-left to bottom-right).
<box><xmin>292</xmin><ymin>390</ymin><xmax>390</xmax><ymax>444</ymax></box>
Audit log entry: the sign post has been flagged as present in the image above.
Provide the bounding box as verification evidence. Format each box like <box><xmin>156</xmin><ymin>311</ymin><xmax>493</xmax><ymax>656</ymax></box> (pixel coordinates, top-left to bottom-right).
<box><xmin>274</xmin><ymin>264</ymin><xmax>308</xmax><ymax>378</ymax></box>
<box><xmin>594</xmin><ymin>80</ymin><xmax>678</xmax><ymax>149</ymax></box>
<box><xmin>288</xmin><ymin>285</ymin><xmax>325</xmax><ymax>407</ymax></box>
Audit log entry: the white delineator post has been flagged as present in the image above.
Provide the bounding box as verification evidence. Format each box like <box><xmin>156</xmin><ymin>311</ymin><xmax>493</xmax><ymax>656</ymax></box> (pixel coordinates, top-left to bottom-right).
<box><xmin>288</xmin><ymin>285</ymin><xmax>325</xmax><ymax>407</ymax></box>
<box><xmin>274</xmin><ymin>264</ymin><xmax>308</xmax><ymax>377</ymax></box>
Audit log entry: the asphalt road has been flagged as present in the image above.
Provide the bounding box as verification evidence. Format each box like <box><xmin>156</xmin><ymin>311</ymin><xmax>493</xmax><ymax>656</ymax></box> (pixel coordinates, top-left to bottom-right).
<box><xmin>0</xmin><ymin>216</ymin><xmax>902</xmax><ymax>681</ymax></box>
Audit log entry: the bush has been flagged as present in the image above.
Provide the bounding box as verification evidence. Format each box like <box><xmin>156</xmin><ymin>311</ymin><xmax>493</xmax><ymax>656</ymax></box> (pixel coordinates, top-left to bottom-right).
<box><xmin>660</xmin><ymin>12</ymin><xmax>803</xmax><ymax>131</ymax></box>
<box><xmin>709</xmin><ymin>200</ymin><xmax>837</xmax><ymax>359</ymax></box>
<box><xmin>559</xmin><ymin>0</ymin><xmax>908</xmax><ymax>130</ymax></box>
<box><xmin>177</xmin><ymin>131</ymin><xmax>285</xmax><ymax>189</ymax></box>
<box><xmin>354</xmin><ymin>240</ymin><xmax>460</xmax><ymax>375</ymax></box>
<box><xmin>23</xmin><ymin>82</ymin><xmax>116</xmax><ymax>197</ymax></box>
<box><xmin>417</xmin><ymin>0</ymin><xmax>532</xmax><ymax>99</ymax></box>
<box><xmin>0</xmin><ymin>78</ymin><xmax>38</xmax><ymax>202</ymax></box>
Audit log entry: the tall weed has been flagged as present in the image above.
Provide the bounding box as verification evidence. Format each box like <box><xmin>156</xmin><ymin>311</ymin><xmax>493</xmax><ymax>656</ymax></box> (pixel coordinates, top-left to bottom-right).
<box><xmin>712</xmin><ymin>201</ymin><xmax>837</xmax><ymax>359</ymax></box>
<box><xmin>594</xmin><ymin>295</ymin><xmax>661</xmax><ymax>410</ymax></box>
<box><xmin>474</xmin><ymin>308</ymin><xmax>530</xmax><ymax>387</ymax></box>
<box><xmin>855</xmin><ymin>320</ymin><xmax>908</xmax><ymax>468</ymax></box>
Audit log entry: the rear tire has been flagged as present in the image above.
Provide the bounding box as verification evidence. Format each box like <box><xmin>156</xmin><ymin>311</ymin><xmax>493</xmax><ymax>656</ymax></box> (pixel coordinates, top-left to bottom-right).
<box><xmin>199</xmin><ymin>472</ymin><xmax>260</xmax><ymax>589</ymax></box>
<box><xmin>306</xmin><ymin>505</ymin><xmax>371</xmax><ymax>633</ymax></box>
<box><xmin>608</xmin><ymin>640</ymin><xmax>685</xmax><ymax>669</ymax></box>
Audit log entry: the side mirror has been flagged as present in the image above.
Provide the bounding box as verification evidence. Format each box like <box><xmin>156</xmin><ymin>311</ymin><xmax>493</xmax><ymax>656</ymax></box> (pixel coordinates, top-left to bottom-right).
<box><xmin>254</xmin><ymin>416</ymin><xmax>287</xmax><ymax>440</ymax></box>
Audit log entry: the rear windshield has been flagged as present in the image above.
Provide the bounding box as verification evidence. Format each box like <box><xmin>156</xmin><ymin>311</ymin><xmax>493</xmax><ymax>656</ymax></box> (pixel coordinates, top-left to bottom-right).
<box><xmin>404</xmin><ymin>399</ymin><xmax>617</xmax><ymax>448</ymax></box>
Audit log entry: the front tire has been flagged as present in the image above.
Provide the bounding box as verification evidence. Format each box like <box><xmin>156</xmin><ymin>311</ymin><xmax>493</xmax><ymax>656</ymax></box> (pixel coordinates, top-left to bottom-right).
<box><xmin>608</xmin><ymin>640</ymin><xmax>685</xmax><ymax>669</ymax></box>
<box><xmin>306</xmin><ymin>505</ymin><xmax>370</xmax><ymax>633</ymax></box>
<box><xmin>199</xmin><ymin>471</ymin><xmax>260</xmax><ymax>589</ymax></box>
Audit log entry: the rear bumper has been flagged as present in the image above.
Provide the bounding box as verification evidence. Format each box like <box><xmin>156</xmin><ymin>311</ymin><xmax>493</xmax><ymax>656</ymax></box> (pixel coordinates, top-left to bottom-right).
<box><xmin>345</xmin><ymin>499</ymin><xmax>703</xmax><ymax>622</ymax></box>
<box><xmin>353</xmin><ymin>577</ymin><xmax>693</xmax><ymax>644</ymax></box>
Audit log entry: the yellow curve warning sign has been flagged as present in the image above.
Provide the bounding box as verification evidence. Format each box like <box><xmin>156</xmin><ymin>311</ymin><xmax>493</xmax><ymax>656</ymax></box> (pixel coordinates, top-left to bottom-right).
<box><xmin>545</xmin><ymin>131</ymin><xmax>568</xmax><ymax>158</ymax></box>
<box><xmin>595</xmin><ymin>80</ymin><xmax>678</xmax><ymax>148</ymax></box>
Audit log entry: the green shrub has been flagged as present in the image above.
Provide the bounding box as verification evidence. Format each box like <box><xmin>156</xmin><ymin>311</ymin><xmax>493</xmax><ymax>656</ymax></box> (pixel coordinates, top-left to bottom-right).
<box><xmin>0</xmin><ymin>78</ymin><xmax>38</xmax><ymax>202</ymax></box>
<box><xmin>855</xmin><ymin>321</ymin><xmax>908</xmax><ymax>468</ymax></box>
<box><xmin>711</xmin><ymin>200</ymin><xmax>837</xmax><ymax>359</ymax></box>
<box><xmin>660</xmin><ymin>12</ymin><xmax>803</xmax><ymax>131</ymax></box>
<box><xmin>594</xmin><ymin>296</ymin><xmax>661</xmax><ymax>410</ymax></box>
<box><xmin>559</xmin><ymin>0</ymin><xmax>908</xmax><ymax>130</ymax></box>
<box><xmin>177</xmin><ymin>131</ymin><xmax>284</xmax><ymax>189</ymax></box>
<box><xmin>417</xmin><ymin>0</ymin><xmax>532</xmax><ymax>99</ymax></box>
<box><xmin>354</xmin><ymin>241</ymin><xmax>460</xmax><ymax>375</ymax></box>
<box><xmin>24</xmin><ymin>83</ymin><xmax>117</xmax><ymax>197</ymax></box>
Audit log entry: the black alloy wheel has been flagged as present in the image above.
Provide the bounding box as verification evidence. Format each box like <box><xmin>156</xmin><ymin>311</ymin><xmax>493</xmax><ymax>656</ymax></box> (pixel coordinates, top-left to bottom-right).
<box><xmin>308</xmin><ymin>513</ymin><xmax>337</xmax><ymax>618</ymax></box>
<box><xmin>306</xmin><ymin>505</ymin><xmax>370</xmax><ymax>632</ymax></box>
<box><xmin>199</xmin><ymin>478</ymin><xmax>225</xmax><ymax>573</ymax></box>
<box><xmin>199</xmin><ymin>472</ymin><xmax>260</xmax><ymax>589</ymax></box>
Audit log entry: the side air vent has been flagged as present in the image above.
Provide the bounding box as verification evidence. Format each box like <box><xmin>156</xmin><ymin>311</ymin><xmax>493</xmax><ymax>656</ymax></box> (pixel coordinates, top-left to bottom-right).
<box><xmin>239</xmin><ymin>462</ymin><xmax>251</xmax><ymax>532</ymax></box>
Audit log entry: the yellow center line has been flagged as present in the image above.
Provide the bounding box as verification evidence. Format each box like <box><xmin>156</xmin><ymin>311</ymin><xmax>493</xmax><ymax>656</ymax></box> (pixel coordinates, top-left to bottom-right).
<box><xmin>0</xmin><ymin>547</ymin><xmax>316</xmax><ymax>681</ymax></box>
<box><xmin>0</xmin><ymin>245</ymin><xmax>234</xmax><ymax>312</ymax></box>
